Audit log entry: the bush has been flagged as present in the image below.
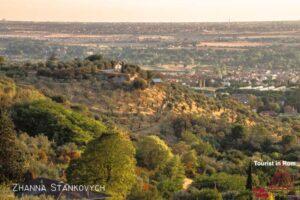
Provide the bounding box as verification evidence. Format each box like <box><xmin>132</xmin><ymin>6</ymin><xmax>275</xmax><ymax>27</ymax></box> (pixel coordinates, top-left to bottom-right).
<box><xmin>16</xmin><ymin>133</ymin><xmax>61</xmax><ymax>179</ymax></box>
<box><xmin>195</xmin><ymin>189</ymin><xmax>222</xmax><ymax>200</ymax></box>
<box><xmin>132</xmin><ymin>78</ymin><xmax>147</xmax><ymax>90</ymax></box>
<box><xmin>193</xmin><ymin>173</ymin><xmax>246</xmax><ymax>192</ymax></box>
<box><xmin>50</xmin><ymin>95</ymin><xmax>67</xmax><ymax>104</ymax></box>
<box><xmin>0</xmin><ymin>184</ymin><xmax>15</xmax><ymax>199</ymax></box>
<box><xmin>85</xmin><ymin>54</ymin><xmax>103</xmax><ymax>62</ymax></box>
<box><xmin>128</xmin><ymin>180</ymin><xmax>163</xmax><ymax>200</ymax></box>
<box><xmin>222</xmin><ymin>190</ymin><xmax>252</xmax><ymax>200</ymax></box>
<box><xmin>181</xmin><ymin>150</ymin><xmax>199</xmax><ymax>177</ymax></box>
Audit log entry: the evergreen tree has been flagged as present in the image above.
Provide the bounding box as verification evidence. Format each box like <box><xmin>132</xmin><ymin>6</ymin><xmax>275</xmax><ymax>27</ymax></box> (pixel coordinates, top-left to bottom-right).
<box><xmin>46</xmin><ymin>53</ymin><xmax>58</xmax><ymax>69</ymax></box>
<box><xmin>156</xmin><ymin>155</ymin><xmax>186</xmax><ymax>199</ymax></box>
<box><xmin>246</xmin><ymin>162</ymin><xmax>253</xmax><ymax>190</ymax></box>
<box><xmin>181</xmin><ymin>149</ymin><xmax>199</xmax><ymax>177</ymax></box>
<box><xmin>246</xmin><ymin>162</ymin><xmax>253</xmax><ymax>200</ymax></box>
<box><xmin>0</xmin><ymin>111</ymin><xmax>25</xmax><ymax>183</ymax></box>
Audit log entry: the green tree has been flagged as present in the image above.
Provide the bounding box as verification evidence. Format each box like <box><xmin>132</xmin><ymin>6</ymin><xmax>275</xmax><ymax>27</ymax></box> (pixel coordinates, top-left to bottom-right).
<box><xmin>0</xmin><ymin>111</ymin><xmax>26</xmax><ymax>183</ymax></box>
<box><xmin>0</xmin><ymin>56</ymin><xmax>5</xmax><ymax>65</ymax></box>
<box><xmin>231</xmin><ymin>125</ymin><xmax>247</xmax><ymax>139</ymax></box>
<box><xmin>281</xmin><ymin>135</ymin><xmax>297</xmax><ymax>152</ymax></box>
<box><xmin>46</xmin><ymin>53</ymin><xmax>58</xmax><ymax>69</ymax></box>
<box><xmin>85</xmin><ymin>54</ymin><xmax>103</xmax><ymax>62</ymax></box>
<box><xmin>246</xmin><ymin>162</ymin><xmax>253</xmax><ymax>191</ymax></box>
<box><xmin>181</xmin><ymin>150</ymin><xmax>199</xmax><ymax>177</ymax></box>
<box><xmin>128</xmin><ymin>180</ymin><xmax>163</xmax><ymax>200</ymax></box>
<box><xmin>67</xmin><ymin>132</ymin><xmax>136</xmax><ymax>199</ymax></box>
<box><xmin>156</xmin><ymin>156</ymin><xmax>186</xmax><ymax>199</ymax></box>
<box><xmin>248</xmin><ymin>125</ymin><xmax>272</xmax><ymax>151</ymax></box>
<box><xmin>12</xmin><ymin>100</ymin><xmax>107</xmax><ymax>145</ymax></box>
<box><xmin>136</xmin><ymin>135</ymin><xmax>173</xmax><ymax>170</ymax></box>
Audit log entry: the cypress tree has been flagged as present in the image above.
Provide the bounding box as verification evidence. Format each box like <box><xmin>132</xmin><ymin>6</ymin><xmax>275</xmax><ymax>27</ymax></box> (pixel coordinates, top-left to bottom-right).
<box><xmin>246</xmin><ymin>162</ymin><xmax>253</xmax><ymax>200</ymax></box>
<box><xmin>246</xmin><ymin>162</ymin><xmax>253</xmax><ymax>190</ymax></box>
<box><xmin>0</xmin><ymin>111</ymin><xmax>25</xmax><ymax>183</ymax></box>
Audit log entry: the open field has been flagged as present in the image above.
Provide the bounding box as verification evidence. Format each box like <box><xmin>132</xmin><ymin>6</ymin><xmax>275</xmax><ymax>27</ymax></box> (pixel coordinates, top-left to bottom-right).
<box><xmin>197</xmin><ymin>41</ymin><xmax>270</xmax><ymax>47</ymax></box>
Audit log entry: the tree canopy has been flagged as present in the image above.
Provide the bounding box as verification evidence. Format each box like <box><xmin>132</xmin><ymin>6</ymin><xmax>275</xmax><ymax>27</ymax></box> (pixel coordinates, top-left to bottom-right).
<box><xmin>12</xmin><ymin>100</ymin><xmax>107</xmax><ymax>145</ymax></box>
<box><xmin>66</xmin><ymin>132</ymin><xmax>136</xmax><ymax>199</ymax></box>
<box><xmin>136</xmin><ymin>135</ymin><xmax>173</xmax><ymax>170</ymax></box>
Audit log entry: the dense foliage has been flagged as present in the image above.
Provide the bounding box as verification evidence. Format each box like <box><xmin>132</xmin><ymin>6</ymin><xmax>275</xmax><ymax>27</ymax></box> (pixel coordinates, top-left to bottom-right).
<box><xmin>67</xmin><ymin>132</ymin><xmax>136</xmax><ymax>200</ymax></box>
<box><xmin>0</xmin><ymin>111</ymin><xmax>25</xmax><ymax>183</ymax></box>
<box><xmin>11</xmin><ymin>100</ymin><xmax>107</xmax><ymax>145</ymax></box>
<box><xmin>136</xmin><ymin>135</ymin><xmax>173</xmax><ymax>170</ymax></box>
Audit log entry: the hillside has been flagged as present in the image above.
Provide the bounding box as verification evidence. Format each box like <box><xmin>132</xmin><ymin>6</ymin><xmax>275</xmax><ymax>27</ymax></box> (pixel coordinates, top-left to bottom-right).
<box><xmin>1</xmin><ymin>56</ymin><xmax>298</xmax><ymax>151</ymax></box>
<box><xmin>0</xmin><ymin>57</ymin><xmax>299</xmax><ymax>199</ymax></box>
<box><xmin>13</xmin><ymin>73</ymin><xmax>293</xmax><ymax>138</ymax></box>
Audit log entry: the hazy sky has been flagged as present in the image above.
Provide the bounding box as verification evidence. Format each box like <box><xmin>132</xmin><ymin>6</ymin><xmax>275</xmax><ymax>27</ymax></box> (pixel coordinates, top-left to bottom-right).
<box><xmin>0</xmin><ymin>0</ymin><xmax>299</xmax><ymax>22</ymax></box>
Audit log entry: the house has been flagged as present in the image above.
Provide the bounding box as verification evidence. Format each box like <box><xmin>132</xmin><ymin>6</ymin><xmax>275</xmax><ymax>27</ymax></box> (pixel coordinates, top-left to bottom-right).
<box><xmin>13</xmin><ymin>177</ymin><xmax>110</xmax><ymax>200</ymax></box>
<box><xmin>113</xmin><ymin>62</ymin><xmax>122</xmax><ymax>72</ymax></box>
<box><xmin>283</xmin><ymin>105</ymin><xmax>298</xmax><ymax>115</ymax></box>
<box><xmin>151</xmin><ymin>78</ymin><xmax>163</xmax><ymax>85</ymax></box>
<box><xmin>221</xmin><ymin>81</ymin><xmax>231</xmax><ymax>87</ymax></box>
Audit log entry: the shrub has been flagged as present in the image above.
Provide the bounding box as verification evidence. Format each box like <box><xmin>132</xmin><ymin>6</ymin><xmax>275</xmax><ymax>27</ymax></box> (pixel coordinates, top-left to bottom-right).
<box><xmin>50</xmin><ymin>95</ymin><xmax>67</xmax><ymax>104</ymax></box>
<box><xmin>132</xmin><ymin>78</ymin><xmax>147</xmax><ymax>90</ymax></box>
<box><xmin>193</xmin><ymin>173</ymin><xmax>246</xmax><ymax>192</ymax></box>
<box><xmin>85</xmin><ymin>54</ymin><xmax>103</xmax><ymax>62</ymax></box>
<box><xmin>195</xmin><ymin>189</ymin><xmax>222</xmax><ymax>200</ymax></box>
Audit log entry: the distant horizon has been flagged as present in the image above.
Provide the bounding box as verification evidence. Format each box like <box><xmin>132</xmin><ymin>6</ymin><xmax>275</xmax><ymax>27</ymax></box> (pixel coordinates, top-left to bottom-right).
<box><xmin>1</xmin><ymin>0</ymin><xmax>299</xmax><ymax>23</ymax></box>
<box><xmin>2</xmin><ymin>19</ymin><xmax>300</xmax><ymax>24</ymax></box>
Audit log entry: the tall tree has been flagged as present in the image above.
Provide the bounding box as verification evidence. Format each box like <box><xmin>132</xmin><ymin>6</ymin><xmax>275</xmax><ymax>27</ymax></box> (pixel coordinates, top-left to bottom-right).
<box><xmin>156</xmin><ymin>155</ymin><xmax>186</xmax><ymax>199</ymax></box>
<box><xmin>136</xmin><ymin>135</ymin><xmax>173</xmax><ymax>170</ymax></box>
<box><xmin>0</xmin><ymin>111</ymin><xmax>25</xmax><ymax>183</ymax></box>
<box><xmin>246</xmin><ymin>162</ymin><xmax>253</xmax><ymax>190</ymax></box>
<box><xmin>67</xmin><ymin>132</ymin><xmax>136</xmax><ymax>200</ymax></box>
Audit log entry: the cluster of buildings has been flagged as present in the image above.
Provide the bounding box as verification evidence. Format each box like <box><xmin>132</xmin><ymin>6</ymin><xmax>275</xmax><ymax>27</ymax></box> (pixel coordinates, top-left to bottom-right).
<box><xmin>159</xmin><ymin>65</ymin><xmax>300</xmax><ymax>117</ymax></box>
<box><xmin>224</xmin><ymin>68</ymin><xmax>300</xmax><ymax>87</ymax></box>
<box><xmin>161</xmin><ymin>66</ymin><xmax>299</xmax><ymax>92</ymax></box>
